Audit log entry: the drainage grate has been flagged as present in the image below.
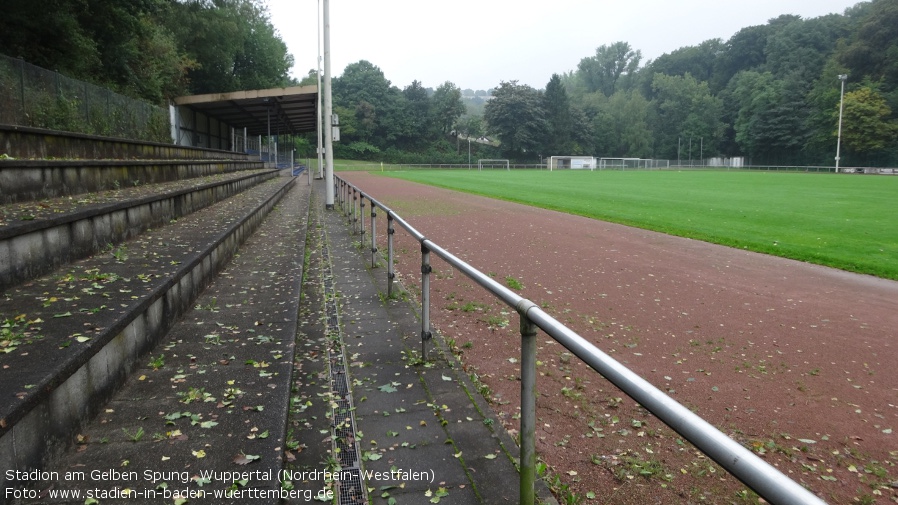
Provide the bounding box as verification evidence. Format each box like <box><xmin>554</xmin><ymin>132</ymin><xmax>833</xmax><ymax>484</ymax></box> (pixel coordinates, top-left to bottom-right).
<box><xmin>337</xmin><ymin>468</ymin><xmax>366</xmax><ymax>504</ymax></box>
<box><xmin>320</xmin><ymin>239</ymin><xmax>367</xmax><ymax>505</ymax></box>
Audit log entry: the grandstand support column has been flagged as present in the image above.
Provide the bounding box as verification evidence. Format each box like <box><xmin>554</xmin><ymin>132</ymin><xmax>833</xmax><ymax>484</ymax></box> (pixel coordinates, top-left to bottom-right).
<box><xmin>323</xmin><ymin>0</ymin><xmax>335</xmax><ymax>209</ymax></box>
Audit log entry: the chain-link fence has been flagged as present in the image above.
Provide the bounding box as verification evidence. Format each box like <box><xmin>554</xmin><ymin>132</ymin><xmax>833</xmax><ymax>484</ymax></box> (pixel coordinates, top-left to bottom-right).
<box><xmin>0</xmin><ymin>54</ymin><xmax>170</xmax><ymax>143</ymax></box>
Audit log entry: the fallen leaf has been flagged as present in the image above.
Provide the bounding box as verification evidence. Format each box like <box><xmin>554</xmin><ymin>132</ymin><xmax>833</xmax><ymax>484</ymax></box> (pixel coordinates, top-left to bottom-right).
<box><xmin>234</xmin><ymin>453</ymin><xmax>260</xmax><ymax>465</ymax></box>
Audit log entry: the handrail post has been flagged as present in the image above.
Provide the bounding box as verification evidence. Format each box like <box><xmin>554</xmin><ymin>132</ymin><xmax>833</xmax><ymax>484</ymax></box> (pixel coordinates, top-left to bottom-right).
<box><xmin>351</xmin><ymin>188</ymin><xmax>357</xmax><ymax>228</ymax></box>
<box><xmin>387</xmin><ymin>215</ymin><xmax>395</xmax><ymax>298</ymax></box>
<box><xmin>420</xmin><ymin>242</ymin><xmax>433</xmax><ymax>359</ymax></box>
<box><xmin>517</xmin><ymin>300</ymin><xmax>538</xmax><ymax>505</ymax></box>
<box><xmin>370</xmin><ymin>200</ymin><xmax>378</xmax><ymax>268</ymax></box>
<box><xmin>337</xmin><ymin>180</ymin><xmax>343</xmax><ymax>212</ymax></box>
<box><xmin>359</xmin><ymin>196</ymin><xmax>366</xmax><ymax>241</ymax></box>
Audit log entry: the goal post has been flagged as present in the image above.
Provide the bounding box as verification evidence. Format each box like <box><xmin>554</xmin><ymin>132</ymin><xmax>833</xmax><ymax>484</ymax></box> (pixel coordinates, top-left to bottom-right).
<box><xmin>477</xmin><ymin>159</ymin><xmax>510</xmax><ymax>171</ymax></box>
<box><xmin>598</xmin><ymin>158</ymin><xmax>670</xmax><ymax>170</ymax></box>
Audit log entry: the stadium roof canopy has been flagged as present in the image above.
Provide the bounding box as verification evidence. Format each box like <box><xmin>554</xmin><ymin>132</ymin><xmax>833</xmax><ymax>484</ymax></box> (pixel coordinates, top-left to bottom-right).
<box><xmin>173</xmin><ymin>85</ymin><xmax>318</xmax><ymax>137</ymax></box>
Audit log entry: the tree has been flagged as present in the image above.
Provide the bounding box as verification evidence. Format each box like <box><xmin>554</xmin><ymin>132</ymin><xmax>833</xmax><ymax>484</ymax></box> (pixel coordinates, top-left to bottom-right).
<box><xmin>607</xmin><ymin>91</ymin><xmax>653</xmax><ymax>157</ymax></box>
<box><xmin>543</xmin><ymin>74</ymin><xmax>573</xmax><ymax>154</ymax></box>
<box><xmin>458</xmin><ymin>114</ymin><xmax>484</xmax><ymax>139</ymax></box>
<box><xmin>650</xmin><ymin>73</ymin><xmax>724</xmax><ymax>159</ymax></box>
<box><xmin>710</xmin><ymin>24</ymin><xmax>772</xmax><ymax>92</ymax></box>
<box><xmin>400</xmin><ymin>80</ymin><xmax>431</xmax><ymax>148</ymax></box>
<box><xmin>230</xmin><ymin>0</ymin><xmax>293</xmax><ymax>90</ymax></box>
<box><xmin>430</xmin><ymin>81</ymin><xmax>466</xmax><ymax>135</ymax></box>
<box><xmin>839</xmin><ymin>0</ymin><xmax>898</xmax><ymax>95</ymax></box>
<box><xmin>333</xmin><ymin>60</ymin><xmax>405</xmax><ymax>148</ymax></box>
<box><xmin>167</xmin><ymin>0</ymin><xmax>292</xmax><ymax>94</ymax></box>
<box><xmin>483</xmin><ymin>81</ymin><xmax>547</xmax><ymax>160</ymax></box>
<box><xmin>648</xmin><ymin>39</ymin><xmax>723</xmax><ymax>86</ymax></box>
<box><xmin>577</xmin><ymin>42</ymin><xmax>642</xmax><ymax>96</ymax></box>
<box><xmin>765</xmin><ymin>14</ymin><xmax>850</xmax><ymax>83</ymax></box>
<box><xmin>725</xmin><ymin>70</ymin><xmax>815</xmax><ymax>162</ymax></box>
<box><xmin>0</xmin><ymin>0</ymin><xmax>195</xmax><ymax>103</ymax></box>
<box><xmin>839</xmin><ymin>85</ymin><xmax>898</xmax><ymax>152</ymax></box>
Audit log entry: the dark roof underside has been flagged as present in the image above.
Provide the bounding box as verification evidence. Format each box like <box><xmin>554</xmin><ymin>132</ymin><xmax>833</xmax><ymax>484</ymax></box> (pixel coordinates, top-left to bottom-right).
<box><xmin>173</xmin><ymin>85</ymin><xmax>318</xmax><ymax>136</ymax></box>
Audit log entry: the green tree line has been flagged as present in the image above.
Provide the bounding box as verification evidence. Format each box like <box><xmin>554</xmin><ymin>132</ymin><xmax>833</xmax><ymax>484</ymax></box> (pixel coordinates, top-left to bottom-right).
<box><xmin>0</xmin><ymin>0</ymin><xmax>294</xmax><ymax>104</ymax></box>
<box><xmin>326</xmin><ymin>0</ymin><xmax>897</xmax><ymax>166</ymax></box>
<box><xmin>483</xmin><ymin>0</ymin><xmax>898</xmax><ymax>166</ymax></box>
<box><xmin>2</xmin><ymin>0</ymin><xmax>895</xmax><ymax>166</ymax></box>
<box><xmin>314</xmin><ymin>60</ymin><xmax>497</xmax><ymax>164</ymax></box>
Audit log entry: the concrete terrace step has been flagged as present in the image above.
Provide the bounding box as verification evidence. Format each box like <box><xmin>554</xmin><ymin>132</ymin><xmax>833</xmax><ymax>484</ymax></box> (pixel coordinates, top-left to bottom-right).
<box><xmin>0</xmin><ymin>158</ymin><xmax>266</xmax><ymax>204</ymax></box>
<box><xmin>9</xmin><ymin>181</ymin><xmax>311</xmax><ymax>505</ymax></box>
<box><xmin>0</xmin><ymin>169</ymin><xmax>278</xmax><ymax>291</ymax></box>
<box><xmin>1</xmin><ymin>125</ymin><xmax>252</xmax><ymax>162</ymax></box>
<box><xmin>0</xmin><ymin>176</ymin><xmax>296</xmax><ymax>493</ymax></box>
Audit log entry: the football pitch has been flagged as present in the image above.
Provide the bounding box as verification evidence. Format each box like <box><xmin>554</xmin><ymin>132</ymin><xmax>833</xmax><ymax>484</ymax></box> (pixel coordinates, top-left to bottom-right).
<box><xmin>377</xmin><ymin>169</ymin><xmax>898</xmax><ymax>280</ymax></box>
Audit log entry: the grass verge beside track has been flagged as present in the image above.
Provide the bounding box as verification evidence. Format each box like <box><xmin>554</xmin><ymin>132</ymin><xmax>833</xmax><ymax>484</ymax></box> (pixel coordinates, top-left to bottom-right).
<box><xmin>376</xmin><ymin>169</ymin><xmax>898</xmax><ymax>280</ymax></box>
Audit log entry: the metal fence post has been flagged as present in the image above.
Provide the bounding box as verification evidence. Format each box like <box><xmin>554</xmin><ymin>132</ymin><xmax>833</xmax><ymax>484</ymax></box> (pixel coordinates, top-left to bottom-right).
<box><xmin>517</xmin><ymin>300</ymin><xmax>538</xmax><ymax>505</ymax></box>
<box><xmin>352</xmin><ymin>189</ymin><xmax>358</xmax><ymax>228</ymax></box>
<box><xmin>370</xmin><ymin>200</ymin><xmax>377</xmax><ymax>268</ymax></box>
<box><xmin>339</xmin><ymin>181</ymin><xmax>345</xmax><ymax>213</ymax></box>
<box><xmin>359</xmin><ymin>197</ymin><xmax>366</xmax><ymax>241</ymax></box>
<box><xmin>387</xmin><ymin>215</ymin><xmax>395</xmax><ymax>298</ymax></box>
<box><xmin>420</xmin><ymin>242</ymin><xmax>433</xmax><ymax>359</ymax></box>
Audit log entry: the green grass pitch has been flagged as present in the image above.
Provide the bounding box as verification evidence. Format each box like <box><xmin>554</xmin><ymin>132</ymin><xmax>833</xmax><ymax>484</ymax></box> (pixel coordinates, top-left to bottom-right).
<box><xmin>376</xmin><ymin>169</ymin><xmax>898</xmax><ymax>280</ymax></box>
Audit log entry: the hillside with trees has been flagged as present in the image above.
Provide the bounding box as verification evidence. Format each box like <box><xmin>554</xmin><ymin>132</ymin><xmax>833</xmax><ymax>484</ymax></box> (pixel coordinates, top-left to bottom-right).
<box><xmin>0</xmin><ymin>0</ymin><xmax>294</xmax><ymax>104</ymax></box>
<box><xmin>326</xmin><ymin>0</ymin><xmax>896</xmax><ymax>167</ymax></box>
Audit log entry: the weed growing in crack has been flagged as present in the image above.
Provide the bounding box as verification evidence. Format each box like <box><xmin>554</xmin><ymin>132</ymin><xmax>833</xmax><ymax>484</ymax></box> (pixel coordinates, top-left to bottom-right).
<box><xmin>122</xmin><ymin>426</ymin><xmax>145</xmax><ymax>442</ymax></box>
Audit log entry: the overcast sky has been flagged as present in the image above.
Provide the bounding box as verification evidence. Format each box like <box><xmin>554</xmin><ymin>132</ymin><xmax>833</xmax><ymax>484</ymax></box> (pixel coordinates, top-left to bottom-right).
<box><xmin>265</xmin><ymin>0</ymin><xmax>861</xmax><ymax>92</ymax></box>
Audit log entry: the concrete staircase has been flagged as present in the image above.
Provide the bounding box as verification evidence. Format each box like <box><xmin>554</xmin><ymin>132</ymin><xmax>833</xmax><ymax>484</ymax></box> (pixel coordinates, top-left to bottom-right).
<box><xmin>0</xmin><ymin>128</ymin><xmax>310</xmax><ymax>503</ymax></box>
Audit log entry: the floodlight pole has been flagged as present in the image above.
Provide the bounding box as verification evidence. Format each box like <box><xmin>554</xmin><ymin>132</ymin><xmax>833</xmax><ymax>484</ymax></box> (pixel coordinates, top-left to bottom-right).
<box><xmin>323</xmin><ymin>0</ymin><xmax>335</xmax><ymax>209</ymax></box>
<box><xmin>835</xmin><ymin>74</ymin><xmax>848</xmax><ymax>174</ymax></box>
<box><xmin>316</xmin><ymin>0</ymin><xmax>323</xmax><ymax>179</ymax></box>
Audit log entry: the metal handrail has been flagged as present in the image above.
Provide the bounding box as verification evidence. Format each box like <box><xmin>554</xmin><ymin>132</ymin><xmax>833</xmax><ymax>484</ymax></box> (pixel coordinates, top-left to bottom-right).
<box><xmin>332</xmin><ymin>175</ymin><xmax>827</xmax><ymax>505</ymax></box>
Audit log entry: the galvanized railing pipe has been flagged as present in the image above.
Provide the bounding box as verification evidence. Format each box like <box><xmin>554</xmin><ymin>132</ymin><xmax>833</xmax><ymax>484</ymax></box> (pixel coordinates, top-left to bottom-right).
<box><xmin>359</xmin><ymin>197</ymin><xmax>366</xmax><ymax>241</ymax></box>
<box><xmin>387</xmin><ymin>215</ymin><xmax>395</xmax><ymax>298</ymax></box>
<box><xmin>517</xmin><ymin>299</ymin><xmax>539</xmax><ymax>505</ymax></box>
<box><xmin>370</xmin><ymin>198</ymin><xmax>378</xmax><ymax>268</ymax></box>
<box><xmin>332</xmin><ymin>175</ymin><xmax>827</xmax><ymax>505</ymax></box>
<box><xmin>351</xmin><ymin>188</ymin><xmax>358</xmax><ymax>229</ymax></box>
<box><xmin>420</xmin><ymin>242</ymin><xmax>432</xmax><ymax>358</ymax></box>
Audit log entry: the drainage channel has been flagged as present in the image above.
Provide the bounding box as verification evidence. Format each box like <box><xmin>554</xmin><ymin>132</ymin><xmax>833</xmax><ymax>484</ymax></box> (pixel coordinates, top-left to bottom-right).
<box><xmin>319</xmin><ymin>233</ymin><xmax>367</xmax><ymax>505</ymax></box>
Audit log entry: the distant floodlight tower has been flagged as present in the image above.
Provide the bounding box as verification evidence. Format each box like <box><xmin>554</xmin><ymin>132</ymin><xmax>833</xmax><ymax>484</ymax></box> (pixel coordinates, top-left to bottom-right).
<box><xmin>835</xmin><ymin>74</ymin><xmax>848</xmax><ymax>174</ymax></box>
